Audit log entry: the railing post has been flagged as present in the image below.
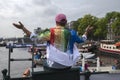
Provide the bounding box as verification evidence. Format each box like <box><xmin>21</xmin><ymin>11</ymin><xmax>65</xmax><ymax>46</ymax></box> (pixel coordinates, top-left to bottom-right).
<box><xmin>31</xmin><ymin>43</ymin><xmax>35</xmax><ymax>77</ymax></box>
<box><xmin>8</xmin><ymin>43</ymin><xmax>13</xmax><ymax>80</ymax></box>
<box><xmin>82</xmin><ymin>57</ymin><xmax>85</xmax><ymax>71</ymax></box>
<box><xmin>96</xmin><ymin>57</ymin><xmax>100</xmax><ymax>71</ymax></box>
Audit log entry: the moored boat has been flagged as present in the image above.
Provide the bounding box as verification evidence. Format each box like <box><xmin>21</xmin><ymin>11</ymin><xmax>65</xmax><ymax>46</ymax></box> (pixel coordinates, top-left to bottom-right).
<box><xmin>78</xmin><ymin>42</ymin><xmax>96</xmax><ymax>59</ymax></box>
<box><xmin>79</xmin><ymin>48</ymin><xmax>95</xmax><ymax>59</ymax></box>
<box><xmin>99</xmin><ymin>40</ymin><xmax>120</xmax><ymax>55</ymax></box>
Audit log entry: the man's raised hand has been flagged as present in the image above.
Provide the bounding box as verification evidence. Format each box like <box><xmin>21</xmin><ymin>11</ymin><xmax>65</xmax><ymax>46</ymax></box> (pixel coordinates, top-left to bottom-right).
<box><xmin>13</xmin><ymin>21</ymin><xmax>24</xmax><ymax>29</ymax></box>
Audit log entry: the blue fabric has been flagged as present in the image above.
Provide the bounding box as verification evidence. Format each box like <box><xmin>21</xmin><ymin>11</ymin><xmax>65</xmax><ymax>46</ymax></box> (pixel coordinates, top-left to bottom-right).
<box><xmin>68</xmin><ymin>29</ymin><xmax>85</xmax><ymax>54</ymax></box>
<box><xmin>34</xmin><ymin>54</ymin><xmax>41</xmax><ymax>59</ymax></box>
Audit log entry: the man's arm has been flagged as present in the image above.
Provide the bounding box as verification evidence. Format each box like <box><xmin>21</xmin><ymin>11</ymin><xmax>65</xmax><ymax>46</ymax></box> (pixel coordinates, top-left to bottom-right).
<box><xmin>22</xmin><ymin>27</ymin><xmax>31</xmax><ymax>37</ymax></box>
<box><xmin>13</xmin><ymin>22</ymin><xmax>50</xmax><ymax>42</ymax></box>
<box><xmin>13</xmin><ymin>21</ymin><xmax>31</xmax><ymax>37</ymax></box>
<box><xmin>71</xmin><ymin>25</ymin><xmax>93</xmax><ymax>43</ymax></box>
<box><xmin>83</xmin><ymin>25</ymin><xmax>93</xmax><ymax>37</ymax></box>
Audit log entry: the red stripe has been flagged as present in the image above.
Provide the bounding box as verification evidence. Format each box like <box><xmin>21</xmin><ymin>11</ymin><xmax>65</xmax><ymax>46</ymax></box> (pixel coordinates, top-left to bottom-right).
<box><xmin>50</xmin><ymin>28</ymin><xmax>55</xmax><ymax>45</ymax></box>
<box><xmin>99</xmin><ymin>48</ymin><xmax>120</xmax><ymax>54</ymax></box>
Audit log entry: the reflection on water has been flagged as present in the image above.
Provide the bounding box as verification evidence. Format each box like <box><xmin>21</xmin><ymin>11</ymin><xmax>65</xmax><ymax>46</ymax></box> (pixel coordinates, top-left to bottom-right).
<box><xmin>0</xmin><ymin>47</ymin><xmax>32</xmax><ymax>78</ymax></box>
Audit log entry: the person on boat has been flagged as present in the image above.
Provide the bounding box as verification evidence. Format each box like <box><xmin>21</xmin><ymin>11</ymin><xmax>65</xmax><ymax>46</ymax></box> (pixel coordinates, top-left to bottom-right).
<box><xmin>12</xmin><ymin>13</ymin><xmax>93</xmax><ymax>77</ymax></box>
<box><xmin>28</xmin><ymin>47</ymin><xmax>42</xmax><ymax>67</ymax></box>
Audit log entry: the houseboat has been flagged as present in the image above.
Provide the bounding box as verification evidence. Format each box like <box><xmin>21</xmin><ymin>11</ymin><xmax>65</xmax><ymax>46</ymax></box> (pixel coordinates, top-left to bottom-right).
<box><xmin>99</xmin><ymin>40</ymin><xmax>120</xmax><ymax>55</ymax></box>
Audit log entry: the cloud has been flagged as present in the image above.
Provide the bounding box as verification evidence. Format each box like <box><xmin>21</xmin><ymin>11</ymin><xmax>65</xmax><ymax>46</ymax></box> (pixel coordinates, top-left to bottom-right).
<box><xmin>0</xmin><ymin>0</ymin><xmax>60</xmax><ymax>37</ymax></box>
<box><xmin>32</xmin><ymin>0</ymin><xmax>51</xmax><ymax>6</ymax></box>
<box><xmin>0</xmin><ymin>0</ymin><xmax>120</xmax><ymax>38</ymax></box>
<box><xmin>52</xmin><ymin>0</ymin><xmax>120</xmax><ymax>20</ymax></box>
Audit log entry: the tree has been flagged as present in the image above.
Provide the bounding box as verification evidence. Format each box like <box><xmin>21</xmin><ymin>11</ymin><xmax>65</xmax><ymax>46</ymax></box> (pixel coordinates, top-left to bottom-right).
<box><xmin>94</xmin><ymin>18</ymin><xmax>107</xmax><ymax>40</ymax></box>
<box><xmin>105</xmin><ymin>11</ymin><xmax>120</xmax><ymax>39</ymax></box>
<box><xmin>77</xmin><ymin>14</ymin><xmax>98</xmax><ymax>40</ymax></box>
<box><xmin>71</xmin><ymin>11</ymin><xmax>120</xmax><ymax>40</ymax></box>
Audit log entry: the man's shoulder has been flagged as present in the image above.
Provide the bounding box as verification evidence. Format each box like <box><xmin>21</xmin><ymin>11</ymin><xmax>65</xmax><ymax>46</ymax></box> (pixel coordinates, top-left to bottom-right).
<box><xmin>70</xmin><ymin>29</ymin><xmax>77</xmax><ymax>34</ymax></box>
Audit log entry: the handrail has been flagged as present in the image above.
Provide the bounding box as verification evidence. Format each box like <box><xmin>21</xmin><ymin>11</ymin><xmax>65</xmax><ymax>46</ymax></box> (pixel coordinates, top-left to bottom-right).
<box><xmin>6</xmin><ymin>43</ymin><xmax>46</xmax><ymax>80</ymax></box>
<box><xmin>10</xmin><ymin>58</ymin><xmax>32</xmax><ymax>61</ymax></box>
<box><xmin>6</xmin><ymin>43</ymin><xmax>46</xmax><ymax>48</ymax></box>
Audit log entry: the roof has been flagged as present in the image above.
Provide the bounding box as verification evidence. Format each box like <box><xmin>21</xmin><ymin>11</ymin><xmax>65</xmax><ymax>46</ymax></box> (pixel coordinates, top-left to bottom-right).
<box><xmin>115</xmin><ymin>42</ymin><xmax>120</xmax><ymax>46</ymax></box>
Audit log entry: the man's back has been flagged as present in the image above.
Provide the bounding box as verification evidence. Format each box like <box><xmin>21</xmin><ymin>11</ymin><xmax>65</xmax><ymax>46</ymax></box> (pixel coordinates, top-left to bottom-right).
<box><xmin>50</xmin><ymin>26</ymin><xmax>70</xmax><ymax>52</ymax></box>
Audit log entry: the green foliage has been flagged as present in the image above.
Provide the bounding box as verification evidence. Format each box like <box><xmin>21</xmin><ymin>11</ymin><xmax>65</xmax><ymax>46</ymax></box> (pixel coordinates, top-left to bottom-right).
<box><xmin>70</xmin><ymin>11</ymin><xmax>120</xmax><ymax>40</ymax></box>
<box><xmin>37</xmin><ymin>28</ymin><xmax>49</xmax><ymax>35</ymax></box>
<box><xmin>94</xmin><ymin>18</ymin><xmax>107</xmax><ymax>40</ymax></box>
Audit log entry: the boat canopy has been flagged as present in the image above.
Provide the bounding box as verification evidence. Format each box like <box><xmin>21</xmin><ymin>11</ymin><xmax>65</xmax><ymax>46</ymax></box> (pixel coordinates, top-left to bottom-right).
<box><xmin>100</xmin><ymin>40</ymin><xmax>115</xmax><ymax>44</ymax></box>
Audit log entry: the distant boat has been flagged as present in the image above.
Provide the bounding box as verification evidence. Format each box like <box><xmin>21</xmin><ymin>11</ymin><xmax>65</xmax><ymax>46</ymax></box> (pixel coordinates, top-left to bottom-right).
<box><xmin>0</xmin><ymin>41</ymin><xmax>6</xmax><ymax>47</ymax></box>
<box><xmin>99</xmin><ymin>40</ymin><xmax>120</xmax><ymax>55</ymax></box>
<box><xmin>80</xmin><ymin>52</ymin><xmax>95</xmax><ymax>59</ymax></box>
<box><xmin>79</xmin><ymin>47</ymin><xmax>95</xmax><ymax>59</ymax></box>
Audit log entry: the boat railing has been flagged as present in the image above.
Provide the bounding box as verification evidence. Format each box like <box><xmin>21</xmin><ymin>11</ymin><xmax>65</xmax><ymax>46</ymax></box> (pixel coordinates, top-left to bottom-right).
<box><xmin>3</xmin><ymin>43</ymin><xmax>46</xmax><ymax>80</ymax></box>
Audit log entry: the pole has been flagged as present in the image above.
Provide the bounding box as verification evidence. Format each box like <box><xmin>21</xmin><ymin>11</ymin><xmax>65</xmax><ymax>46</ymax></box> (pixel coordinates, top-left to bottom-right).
<box><xmin>8</xmin><ymin>43</ymin><xmax>13</xmax><ymax>80</ymax></box>
<box><xmin>96</xmin><ymin>57</ymin><xmax>100</xmax><ymax>71</ymax></box>
<box><xmin>82</xmin><ymin>57</ymin><xmax>85</xmax><ymax>71</ymax></box>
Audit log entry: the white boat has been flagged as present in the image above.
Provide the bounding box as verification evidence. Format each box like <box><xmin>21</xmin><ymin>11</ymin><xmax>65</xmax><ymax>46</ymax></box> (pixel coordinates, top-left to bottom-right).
<box><xmin>99</xmin><ymin>40</ymin><xmax>120</xmax><ymax>54</ymax></box>
<box><xmin>79</xmin><ymin>48</ymin><xmax>95</xmax><ymax>59</ymax></box>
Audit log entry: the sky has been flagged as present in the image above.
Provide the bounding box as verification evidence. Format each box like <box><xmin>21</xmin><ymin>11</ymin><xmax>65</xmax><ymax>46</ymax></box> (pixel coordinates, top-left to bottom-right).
<box><xmin>0</xmin><ymin>0</ymin><xmax>120</xmax><ymax>38</ymax></box>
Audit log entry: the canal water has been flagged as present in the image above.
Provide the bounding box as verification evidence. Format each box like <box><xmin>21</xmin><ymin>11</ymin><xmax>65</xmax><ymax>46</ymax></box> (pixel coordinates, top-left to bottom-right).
<box><xmin>0</xmin><ymin>47</ymin><xmax>32</xmax><ymax>79</ymax></box>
